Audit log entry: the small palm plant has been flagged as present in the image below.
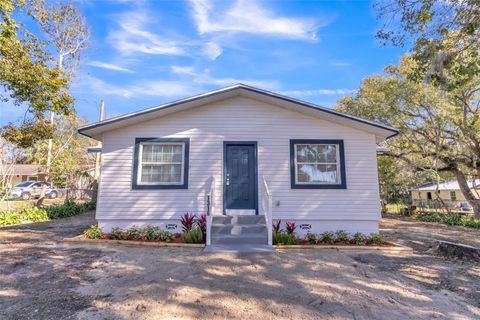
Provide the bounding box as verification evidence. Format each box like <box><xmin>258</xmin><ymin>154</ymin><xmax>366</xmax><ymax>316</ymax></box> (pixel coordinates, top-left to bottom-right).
<box><xmin>285</xmin><ymin>221</ymin><xmax>297</xmax><ymax>234</ymax></box>
<box><xmin>272</xmin><ymin>219</ymin><xmax>282</xmax><ymax>232</ymax></box>
<box><xmin>181</xmin><ymin>212</ymin><xmax>196</xmax><ymax>232</ymax></box>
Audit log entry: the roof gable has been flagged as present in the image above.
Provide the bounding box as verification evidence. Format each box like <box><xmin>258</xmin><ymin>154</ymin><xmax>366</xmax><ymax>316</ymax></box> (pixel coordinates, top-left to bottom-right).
<box><xmin>79</xmin><ymin>84</ymin><xmax>398</xmax><ymax>142</ymax></box>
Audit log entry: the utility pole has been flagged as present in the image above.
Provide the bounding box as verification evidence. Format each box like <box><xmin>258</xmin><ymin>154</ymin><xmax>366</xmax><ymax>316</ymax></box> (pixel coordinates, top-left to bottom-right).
<box><xmin>94</xmin><ymin>100</ymin><xmax>105</xmax><ymax>181</ymax></box>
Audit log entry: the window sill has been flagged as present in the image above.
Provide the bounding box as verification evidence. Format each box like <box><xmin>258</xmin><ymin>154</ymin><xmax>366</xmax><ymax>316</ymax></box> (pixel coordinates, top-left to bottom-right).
<box><xmin>291</xmin><ymin>183</ymin><xmax>347</xmax><ymax>189</ymax></box>
<box><xmin>132</xmin><ymin>184</ymin><xmax>188</xmax><ymax>190</ymax></box>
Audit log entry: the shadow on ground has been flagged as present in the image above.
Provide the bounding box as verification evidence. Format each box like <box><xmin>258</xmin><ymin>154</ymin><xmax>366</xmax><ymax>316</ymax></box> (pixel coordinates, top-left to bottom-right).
<box><xmin>0</xmin><ymin>212</ymin><xmax>479</xmax><ymax>320</ymax></box>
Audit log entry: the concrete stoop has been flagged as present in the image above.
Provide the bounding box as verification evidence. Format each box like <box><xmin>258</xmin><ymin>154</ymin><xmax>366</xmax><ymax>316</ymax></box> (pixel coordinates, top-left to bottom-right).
<box><xmin>206</xmin><ymin>215</ymin><xmax>273</xmax><ymax>253</ymax></box>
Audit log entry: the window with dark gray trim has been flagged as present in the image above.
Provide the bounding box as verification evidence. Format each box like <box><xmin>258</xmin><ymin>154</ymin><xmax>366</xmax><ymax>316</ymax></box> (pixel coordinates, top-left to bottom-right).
<box><xmin>290</xmin><ymin>139</ymin><xmax>346</xmax><ymax>189</ymax></box>
<box><xmin>132</xmin><ymin>138</ymin><xmax>189</xmax><ymax>189</ymax></box>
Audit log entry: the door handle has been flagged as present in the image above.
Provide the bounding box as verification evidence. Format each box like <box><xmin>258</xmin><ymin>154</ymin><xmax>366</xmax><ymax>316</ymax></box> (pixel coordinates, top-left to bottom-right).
<box><xmin>226</xmin><ymin>174</ymin><xmax>230</xmax><ymax>186</ymax></box>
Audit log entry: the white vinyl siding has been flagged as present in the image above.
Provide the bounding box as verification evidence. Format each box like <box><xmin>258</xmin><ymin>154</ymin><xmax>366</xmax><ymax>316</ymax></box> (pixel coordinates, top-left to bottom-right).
<box><xmin>97</xmin><ymin>96</ymin><xmax>381</xmax><ymax>221</ymax></box>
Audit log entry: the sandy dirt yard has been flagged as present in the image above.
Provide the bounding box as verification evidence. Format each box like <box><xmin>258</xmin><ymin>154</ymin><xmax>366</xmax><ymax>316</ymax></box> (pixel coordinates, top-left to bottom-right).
<box><xmin>1</xmin><ymin>212</ymin><xmax>479</xmax><ymax>320</ymax></box>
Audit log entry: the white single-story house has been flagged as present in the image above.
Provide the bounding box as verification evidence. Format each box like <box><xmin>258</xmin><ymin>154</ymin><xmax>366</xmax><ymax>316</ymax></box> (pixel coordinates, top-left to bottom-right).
<box><xmin>79</xmin><ymin>84</ymin><xmax>398</xmax><ymax>251</ymax></box>
<box><xmin>411</xmin><ymin>180</ymin><xmax>480</xmax><ymax>209</ymax></box>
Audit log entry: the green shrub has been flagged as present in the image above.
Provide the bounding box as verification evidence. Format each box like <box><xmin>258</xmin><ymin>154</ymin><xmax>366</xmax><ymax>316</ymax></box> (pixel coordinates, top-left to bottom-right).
<box><xmin>353</xmin><ymin>232</ymin><xmax>368</xmax><ymax>245</ymax></box>
<box><xmin>369</xmin><ymin>233</ymin><xmax>385</xmax><ymax>245</ymax></box>
<box><xmin>273</xmin><ymin>231</ymin><xmax>298</xmax><ymax>245</ymax></box>
<box><xmin>156</xmin><ymin>230</ymin><xmax>175</xmax><ymax>242</ymax></box>
<box><xmin>125</xmin><ymin>225</ymin><xmax>142</xmax><ymax>240</ymax></box>
<box><xmin>45</xmin><ymin>200</ymin><xmax>95</xmax><ymax>219</ymax></box>
<box><xmin>141</xmin><ymin>226</ymin><xmax>175</xmax><ymax>241</ymax></box>
<box><xmin>416</xmin><ymin>213</ymin><xmax>443</xmax><ymax>223</ymax></box>
<box><xmin>182</xmin><ymin>228</ymin><xmax>203</xmax><ymax>243</ymax></box>
<box><xmin>305</xmin><ymin>232</ymin><xmax>318</xmax><ymax>244</ymax></box>
<box><xmin>415</xmin><ymin>213</ymin><xmax>480</xmax><ymax>229</ymax></box>
<box><xmin>109</xmin><ymin>227</ymin><xmax>127</xmax><ymax>240</ymax></box>
<box><xmin>463</xmin><ymin>218</ymin><xmax>480</xmax><ymax>228</ymax></box>
<box><xmin>84</xmin><ymin>225</ymin><xmax>103</xmax><ymax>239</ymax></box>
<box><xmin>319</xmin><ymin>231</ymin><xmax>335</xmax><ymax>244</ymax></box>
<box><xmin>21</xmin><ymin>207</ymin><xmax>49</xmax><ymax>222</ymax></box>
<box><xmin>334</xmin><ymin>230</ymin><xmax>350</xmax><ymax>243</ymax></box>
<box><xmin>143</xmin><ymin>226</ymin><xmax>160</xmax><ymax>240</ymax></box>
<box><xmin>0</xmin><ymin>212</ymin><xmax>19</xmax><ymax>225</ymax></box>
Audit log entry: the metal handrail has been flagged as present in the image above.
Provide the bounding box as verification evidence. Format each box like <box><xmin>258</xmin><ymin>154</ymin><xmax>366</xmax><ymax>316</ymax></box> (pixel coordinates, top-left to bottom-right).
<box><xmin>205</xmin><ymin>176</ymin><xmax>215</xmax><ymax>246</ymax></box>
<box><xmin>262</xmin><ymin>176</ymin><xmax>273</xmax><ymax>246</ymax></box>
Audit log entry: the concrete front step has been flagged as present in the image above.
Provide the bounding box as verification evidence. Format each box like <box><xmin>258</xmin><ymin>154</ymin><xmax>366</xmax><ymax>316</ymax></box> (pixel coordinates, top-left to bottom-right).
<box><xmin>211</xmin><ymin>234</ymin><xmax>268</xmax><ymax>245</ymax></box>
<box><xmin>211</xmin><ymin>224</ymin><xmax>267</xmax><ymax>235</ymax></box>
<box><xmin>212</xmin><ymin>215</ymin><xmax>265</xmax><ymax>225</ymax></box>
<box><xmin>204</xmin><ymin>244</ymin><xmax>275</xmax><ymax>253</ymax></box>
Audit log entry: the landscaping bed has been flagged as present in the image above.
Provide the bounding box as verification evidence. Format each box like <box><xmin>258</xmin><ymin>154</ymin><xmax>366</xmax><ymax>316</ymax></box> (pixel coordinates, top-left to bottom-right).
<box><xmin>64</xmin><ymin>235</ymin><xmax>205</xmax><ymax>248</ymax></box>
<box><xmin>271</xmin><ymin>221</ymin><xmax>401</xmax><ymax>250</ymax></box>
<box><xmin>79</xmin><ymin>213</ymin><xmax>207</xmax><ymax>246</ymax></box>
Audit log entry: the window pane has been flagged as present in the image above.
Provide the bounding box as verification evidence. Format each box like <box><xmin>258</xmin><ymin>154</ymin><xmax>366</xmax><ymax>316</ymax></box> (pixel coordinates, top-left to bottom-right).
<box><xmin>317</xmin><ymin>145</ymin><xmax>337</xmax><ymax>163</ymax></box>
<box><xmin>142</xmin><ymin>145</ymin><xmax>154</xmax><ymax>162</ymax></box>
<box><xmin>297</xmin><ymin>164</ymin><xmax>338</xmax><ymax>183</ymax></box>
<box><xmin>141</xmin><ymin>143</ymin><xmax>183</xmax><ymax>163</ymax></box>
<box><xmin>140</xmin><ymin>164</ymin><xmax>182</xmax><ymax>183</ymax></box>
<box><xmin>296</xmin><ymin>145</ymin><xmax>317</xmax><ymax>162</ymax></box>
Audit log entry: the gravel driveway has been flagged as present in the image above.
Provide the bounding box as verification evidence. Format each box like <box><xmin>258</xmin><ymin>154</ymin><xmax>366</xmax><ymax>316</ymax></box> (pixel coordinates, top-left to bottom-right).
<box><xmin>1</xmin><ymin>212</ymin><xmax>479</xmax><ymax>320</ymax></box>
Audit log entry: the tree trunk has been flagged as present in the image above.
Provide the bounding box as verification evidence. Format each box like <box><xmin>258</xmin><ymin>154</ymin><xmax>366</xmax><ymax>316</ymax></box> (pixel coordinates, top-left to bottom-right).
<box><xmin>452</xmin><ymin>167</ymin><xmax>480</xmax><ymax>219</ymax></box>
<box><xmin>36</xmin><ymin>54</ymin><xmax>64</xmax><ymax>207</ymax></box>
<box><xmin>36</xmin><ymin>111</ymin><xmax>54</xmax><ymax>206</ymax></box>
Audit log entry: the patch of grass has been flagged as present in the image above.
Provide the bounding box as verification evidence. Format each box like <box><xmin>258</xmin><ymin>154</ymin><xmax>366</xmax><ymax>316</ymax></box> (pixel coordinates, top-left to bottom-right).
<box><xmin>415</xmin><ymin>213</ymin><xmax>480</xmax><ymax>229</ymax></box>
<box><xmin>385</xmin><ymin>203</ymin><xmax>408</xmax><ymax>214</ymax></box>
<box><xmin>22</xmin><ymin>207</ymin><xmax>49</xmax><ymax>222</ymax></box>
<box><xmin>0</xmin><ymin>200</ymin><xmax>96</xmax><ymax>226</ymax></box>
<box><xmin>0</xmin><ymin>212</ymin><xmax>20</xmax><ymax>225</ymax></box>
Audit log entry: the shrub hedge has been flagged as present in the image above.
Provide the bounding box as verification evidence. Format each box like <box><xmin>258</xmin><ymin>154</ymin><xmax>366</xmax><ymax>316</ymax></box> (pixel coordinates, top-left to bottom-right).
<box><xmin>0</xmin><ymin>200</ymin><xmax>96</xmax><ymax>226</ymax></box>
<box><xmin>84</xmin><ymin>225</ymin><xmax>179</xmax><ymax>242</ymax></box>
<box><xmin>416</xmin><ymin>213</ymin><xmax>480</xmax><ymax>229</ymax></box>
<box><xmin>303</xmin><ymin>231</ymin><xmax>385</xmax><ymax>246</ymax></box>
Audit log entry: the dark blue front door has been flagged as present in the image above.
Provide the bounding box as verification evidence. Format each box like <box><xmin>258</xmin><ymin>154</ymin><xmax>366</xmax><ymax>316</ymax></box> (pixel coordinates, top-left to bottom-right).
<box><xmin>224</xmin><ymin>143</ymin><xmax>257</xmax><ymax>213</ymax></box>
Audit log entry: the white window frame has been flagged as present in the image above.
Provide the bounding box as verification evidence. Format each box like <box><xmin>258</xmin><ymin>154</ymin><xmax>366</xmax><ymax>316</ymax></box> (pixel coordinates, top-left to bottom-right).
<box><xmin>137</xmin><ymin>142</ymin><xmax>186</xmax><ymax>186</ymax></box>
<box><xmin>294</xmin><ymin>143</ymin><xmax>342</xmax><ymax>185</ymax></box>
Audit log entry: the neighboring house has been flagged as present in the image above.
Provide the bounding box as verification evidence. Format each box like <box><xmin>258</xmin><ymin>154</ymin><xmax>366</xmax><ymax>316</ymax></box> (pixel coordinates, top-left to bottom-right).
<box><xmin>79</xmin><ymin>84</ymin><xmax>398</xmax><ymax>250</ymax></box>
<box><xmin>411</xmin><ymin>180</ymin><xmax>480</xmax><ymax>209</ymax></box>
<box><xmin>1</xmin><ymin>164</ymin><xmax>45</xmax><ymax>186</ymax></box>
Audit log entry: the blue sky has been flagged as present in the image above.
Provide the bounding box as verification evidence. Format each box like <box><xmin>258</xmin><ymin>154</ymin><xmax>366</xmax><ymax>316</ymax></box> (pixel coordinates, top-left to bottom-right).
<box><xmin>1</xmin><ymin>0</ymin><xmax>406</xmax><ymax>124</ymax></box>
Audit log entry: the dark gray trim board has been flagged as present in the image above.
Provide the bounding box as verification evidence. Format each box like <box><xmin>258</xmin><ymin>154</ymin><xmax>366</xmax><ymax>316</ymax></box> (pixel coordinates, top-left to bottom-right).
<box><xmin>78</xmin><ymin>84</ymin><xmax>399</xmax><ymax>139</ymax></box>
<box><xmin>223</xmin><ymin>141</ymin><xmax>259</xmax><ymax>215</ymax></box>
<box><xmin>290</xmin><ymin>139</ymin><xmax>347</xmax><ymax>189</ymax></box>
<box><xmin>132</xmin><ymin>138</ymin><xmax>190</xmax><ymax>190</ymax></box>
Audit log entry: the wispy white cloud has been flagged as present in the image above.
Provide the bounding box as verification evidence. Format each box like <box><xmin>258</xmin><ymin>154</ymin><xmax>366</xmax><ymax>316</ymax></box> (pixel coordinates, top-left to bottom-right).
<box><xmin>79</xmin><ymin>67</ymin><xmax>279</xmax><ymax>99</ymax></box>
<box><xmin>331</xmin><ymin>61</ymin><xmax>352</xmax><ymax>67</ymax></box>
<box><xmin>190</xmin><ymin>0</ymin><xmax>318</xmax><ymax>40</ymax></box>
<box><xmin>202</xmin><ymin>42</ymin><xmax>223</xmax><ymax>60</ymax></box>
<box><xmin>87</xmin><ymin>61</ymin><xmax>134</xmax><ymax>73</ymax></box>
<box><xmin>171</xmin><ymin>66</ymin><xmax>279</xmax><ymax>89</ymax></box>
<box><xmin>170</xmin><ymin>66</ymin><xmax>196</xmax><ymax>76</ymax></box>
<box><xmin>108</xmin><ymin>11</ymin><xmax>186</xmax><ymax>56</ymax></box>
<box><xmin>80</xmin><ymin>75</ymin><xmax>194</xmax><ymax>98</ymax></box>
<box><xmin>281</xmin><ymin>89</ymin><xmax>356</xmax><ymax>97</ymax></box>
